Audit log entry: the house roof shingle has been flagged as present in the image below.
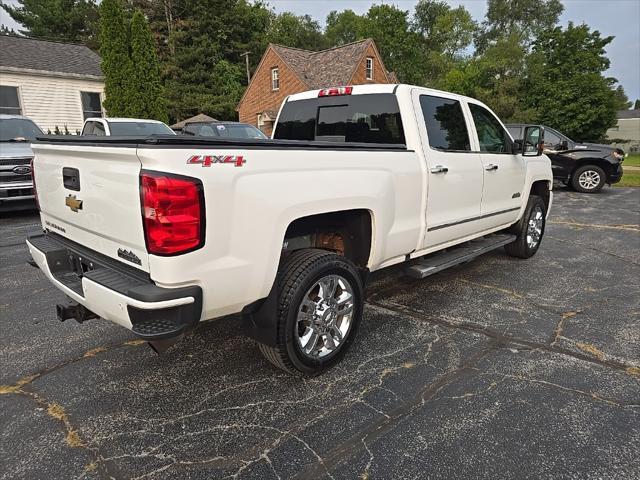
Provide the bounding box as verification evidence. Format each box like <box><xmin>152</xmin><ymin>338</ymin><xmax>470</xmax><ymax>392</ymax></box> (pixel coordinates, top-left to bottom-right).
<box><xmin>271</xmin><ymin>39</ymin><xmax>390</xmax><ymax>89</ymax></box>
<box><xmin>171</xmin><ymin>113</ymin><xmax>218</xmax><ymax>130</ymax></box>
<box><xmin>0</xmin><ymin>35</ymin><xmax>102</xmax><ymax>77</ymax></box>
<box><xmin>617</xmin><ymin>109</ymin><xmax>640</xmax><ymax>119</ymax></box>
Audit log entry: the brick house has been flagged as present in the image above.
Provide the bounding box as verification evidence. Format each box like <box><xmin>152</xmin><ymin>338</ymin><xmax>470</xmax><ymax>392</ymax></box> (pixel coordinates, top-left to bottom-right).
<box><xmin>237</xmin><ymin>38</ymin><xmax>397</xmax><ymax>136</ymax></box>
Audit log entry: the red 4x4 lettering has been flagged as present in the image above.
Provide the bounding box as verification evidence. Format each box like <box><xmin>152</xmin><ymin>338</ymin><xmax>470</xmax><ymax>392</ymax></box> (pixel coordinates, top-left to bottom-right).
<box><xmin>187</xmin><ymin>155</ymin><xmax>246</xmax><ymax>167</ymax></box>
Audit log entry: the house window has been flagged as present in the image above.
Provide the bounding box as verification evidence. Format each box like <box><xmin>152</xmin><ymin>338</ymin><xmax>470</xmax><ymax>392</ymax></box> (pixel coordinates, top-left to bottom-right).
<box><xmin>366</xmin><ymin>58</ymin><xmax>373</xmax><ymax>80</ymax></box>
<box><xmin>80</xmin><ymin>92</ymin><xmax>102</xmax><ymax>120</ymax></box>
<box><xmin>271</xmin><ymin>68</ymin><xmax>279</xmax><ymax>91</ymax></box>
<box><xmin>0</xmin><ymin>86</ymin><xmax>22</xmax><ymax>115</ymax></box>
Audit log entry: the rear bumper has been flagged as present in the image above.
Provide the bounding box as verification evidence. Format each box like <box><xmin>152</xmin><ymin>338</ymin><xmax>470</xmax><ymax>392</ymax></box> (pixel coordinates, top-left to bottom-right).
<box><xmin>26</xmin><ymin>232</ymin><xmax>202</xmax><ymax>340</ymax></box>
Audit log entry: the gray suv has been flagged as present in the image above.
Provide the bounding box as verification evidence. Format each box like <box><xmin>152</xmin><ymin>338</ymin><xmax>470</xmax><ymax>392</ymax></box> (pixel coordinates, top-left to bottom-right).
<box><xmin>0</xmin><ymin>115</ymin><xmax>42</xmax><ymax>211</ymax></box>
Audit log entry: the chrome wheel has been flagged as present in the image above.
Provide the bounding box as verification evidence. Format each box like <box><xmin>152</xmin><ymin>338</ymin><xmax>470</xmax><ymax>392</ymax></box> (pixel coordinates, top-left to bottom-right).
<box><xmin>296</xmin><ymin>274</ymin><xmax>354</xmax><ymax>358</ymax></box>
<box><xmin>578</xmin><ymin>170</ymin><xmax>601</xmax><ymax>190</ymax></box>
<box><xmin>526</xmin><ymin>205</ymin><xmax>544</xmax><ymax>249</ymax></box>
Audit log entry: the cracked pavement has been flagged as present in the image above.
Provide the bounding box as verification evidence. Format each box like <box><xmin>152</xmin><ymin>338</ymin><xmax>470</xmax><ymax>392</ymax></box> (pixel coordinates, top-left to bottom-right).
<box><xmin>1</xmin><ymin>186</ymin><xmax>639</xmax><ymax>479</ymax></box>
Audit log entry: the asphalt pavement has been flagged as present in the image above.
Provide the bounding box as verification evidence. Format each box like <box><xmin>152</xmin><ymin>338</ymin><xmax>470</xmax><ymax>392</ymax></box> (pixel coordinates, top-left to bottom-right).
<box><xmin>1</xmin><ymin>186</ymin><xmax>639</xmax><ymax>479</ymax></box>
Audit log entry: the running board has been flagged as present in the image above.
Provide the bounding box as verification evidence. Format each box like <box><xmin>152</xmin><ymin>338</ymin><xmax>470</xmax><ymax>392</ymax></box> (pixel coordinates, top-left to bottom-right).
<box><xmin>405</xmin><ymin>234</ymin><xmax>516</xmax><ymax>279</ymax></box>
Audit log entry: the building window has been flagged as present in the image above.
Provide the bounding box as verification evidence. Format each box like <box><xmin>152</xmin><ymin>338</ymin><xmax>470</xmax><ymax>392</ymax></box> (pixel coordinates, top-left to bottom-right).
<box><xmin>366</xmin><ymin>58</ymin><xmax>373</xmax><ymax>80</ymax></box>
<box><xmin>0</xmin><ymin>86</ymin><xmax>22</xmax><ymax>115</ymax></box>
<box><xmin>271</xmin><ymin>68</ymin><xmax>279</xmax><ymax>91</ymax></box>
<box><xmin>80</xmin><ymin>92</ymin><xmax>102</xmax><ymax>120</ymax></box>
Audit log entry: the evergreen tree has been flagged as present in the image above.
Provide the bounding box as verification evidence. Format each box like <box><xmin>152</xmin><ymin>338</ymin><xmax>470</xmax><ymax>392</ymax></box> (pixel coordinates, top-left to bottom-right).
<box><xmin>99</xmin><ymin>0</ymin><xmax>132</xmax><ymax>117</ymax></box>
<box><xmin>129</xmin><ymin>10</ymin><xmax>168</xmax><ymax>122</ymax></box>
<box><xmin>1</xmin><ymin>0</ymin><xmax>99</xmax><ymax>48</ymax></box>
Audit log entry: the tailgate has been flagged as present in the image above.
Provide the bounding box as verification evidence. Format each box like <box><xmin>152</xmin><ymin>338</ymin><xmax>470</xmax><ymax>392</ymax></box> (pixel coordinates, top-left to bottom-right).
<box><xmin>31</xmin><ymin>143</ymin><xmax>149</xmax><ymax>271</ymax></box>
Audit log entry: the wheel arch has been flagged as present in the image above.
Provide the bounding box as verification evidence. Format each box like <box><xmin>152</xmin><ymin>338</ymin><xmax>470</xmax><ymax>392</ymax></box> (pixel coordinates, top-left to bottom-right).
<box><xmin>282</xmin><ymin>209</ymin><xmax>374</xmax><ymax>268</ymax></box>
<box><xmin>529</xmin><ymin>179</ymin><xmax>551</xmax><ymax>212</ymax></box>
<box><xmin>572</xmin><ymin>158</ymin><xmax>616</xmax><ymax>179</ymax></box>
<box><xmin>242</xmin><ymin>208</ymin><xmax>374</xmax><ymax>347</ymax></box>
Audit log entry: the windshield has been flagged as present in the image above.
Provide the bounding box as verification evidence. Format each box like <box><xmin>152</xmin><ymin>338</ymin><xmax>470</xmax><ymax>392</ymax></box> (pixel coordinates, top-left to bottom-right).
<box><xmin>108</xmin><ymin>121</ymin><xmax>174</xmax><ymax>136</ymax></box>
<box><xmin>0</xmin><ymin>118</ymin><xmax>43</xmax><ymax>142</ymax></box>
<box><xmin>186</xmin><ymin>123</ymin><xmax>267</xmax><ymax>139</ymax></box>
<box><xmin>548</xmin><ymin>127</ymin><xmax>573</xmax><ymax>144</ymax></box>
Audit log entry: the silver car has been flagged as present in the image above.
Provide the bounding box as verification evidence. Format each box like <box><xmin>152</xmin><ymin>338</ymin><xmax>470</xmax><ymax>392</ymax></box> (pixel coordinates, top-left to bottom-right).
<box><xmin>0</xmin><ymin>114</ymin><xmax>42</xmax><ymax>211</ymax></box>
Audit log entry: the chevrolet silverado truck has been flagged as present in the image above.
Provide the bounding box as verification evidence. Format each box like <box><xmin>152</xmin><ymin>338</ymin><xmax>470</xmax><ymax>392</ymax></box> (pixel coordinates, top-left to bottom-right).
<box><xmin>0</xmin><ymin>114</ymin><xmax>42</xmax><ymax>211</ymax></box>
<box><xmin>27</xmin><ymin>84</ymin><xmax>552</xmax><ymax>375</ymax></box>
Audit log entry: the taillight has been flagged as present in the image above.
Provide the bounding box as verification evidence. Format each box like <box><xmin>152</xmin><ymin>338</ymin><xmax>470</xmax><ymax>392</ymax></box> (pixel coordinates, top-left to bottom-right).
<box><xmin>140</xmin><ymin>171</ymin><xmax>205</xmax><ymax>255</ymax></box>
<box><xmin>30</xmin><ymin>157</ymin><xmax>39</xmax><ymax>210</ymax></box>
<box><xmin>318</xmin><ymin>86</ymin><xmax>353</xmax><ymax>97</ymax></box>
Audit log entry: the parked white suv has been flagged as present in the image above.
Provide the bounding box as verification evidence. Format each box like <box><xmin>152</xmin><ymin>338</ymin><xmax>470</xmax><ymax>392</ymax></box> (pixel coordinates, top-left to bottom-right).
<box><xmin>28</xmin><ymin>84</ymin><xmax>552</xmax><ymax>375</ymax></box>
<box><xmin>81</xmin><ymin>117</ymin><xmax>175</xmax><ymax>136</ymax></box>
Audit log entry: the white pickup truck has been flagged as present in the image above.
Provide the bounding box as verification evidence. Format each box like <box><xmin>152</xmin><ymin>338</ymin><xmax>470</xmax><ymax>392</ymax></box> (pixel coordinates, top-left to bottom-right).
<box><xmin>27</xmin><ymin>84</ymin><xmax>552</xmax><ymax>375</ymax></box>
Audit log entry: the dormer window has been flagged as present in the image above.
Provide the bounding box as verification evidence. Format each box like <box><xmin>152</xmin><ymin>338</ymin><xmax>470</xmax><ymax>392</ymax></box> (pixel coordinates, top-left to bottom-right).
<box><xmin>271</xmin><ymin>67</ymin><xmax>279</xmax><ymax>91</ymax></box>
<box><xmin>366</xmin><ymin>57</ymin><xmax>373</xmax><ymax>80</ymax></box>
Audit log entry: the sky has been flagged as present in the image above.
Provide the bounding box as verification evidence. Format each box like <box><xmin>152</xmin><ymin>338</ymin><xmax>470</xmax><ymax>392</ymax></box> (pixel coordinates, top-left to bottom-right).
<box><xmin>2</xmin><ymin>0</ymin><xmax>639</xmax><ymax>102</ymax></box>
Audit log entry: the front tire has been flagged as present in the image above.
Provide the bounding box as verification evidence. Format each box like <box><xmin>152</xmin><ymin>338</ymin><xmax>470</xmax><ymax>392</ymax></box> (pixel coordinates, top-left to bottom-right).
<box><xmin>571</xmin><ymin>165</ymin><xmax>606</xmax><ymax>193</ymax></box>
<box><xmin>258</xmin><ymin>249</ymin><xmax>364</xmax><ymax>376</ymax></box>
<box><xmin>505</xmin><ymin>195</ymin><xmax>546</xmax><ymax>259</ymax></box>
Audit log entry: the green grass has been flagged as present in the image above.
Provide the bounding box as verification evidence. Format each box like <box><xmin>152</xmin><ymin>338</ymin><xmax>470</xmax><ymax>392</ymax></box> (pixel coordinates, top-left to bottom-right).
<box><xmin>623</xmin><ymin>152</ymin><xmax>640</xmax><ymax>167</ymax></box>
<box><xmin>616</xmin><ymin>170</ymin><xmax>640</xmax><ymax>187</ymax></box>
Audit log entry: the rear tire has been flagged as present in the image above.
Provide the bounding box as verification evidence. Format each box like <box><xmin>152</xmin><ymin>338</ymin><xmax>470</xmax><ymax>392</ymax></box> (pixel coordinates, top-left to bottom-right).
<box><xmin>258</xmin><ymin>249</ymin><xmax>364</xmax><ymax>376</ymax></box>
<box><xmin>505</xmin><ymin>195</ymin><xmax>546</xmax><ymax>259</ymax></box>
<box><xmin>571</xmin><ymin>165</ymin><xmax>606</xmax><ymax>193</ymax></box>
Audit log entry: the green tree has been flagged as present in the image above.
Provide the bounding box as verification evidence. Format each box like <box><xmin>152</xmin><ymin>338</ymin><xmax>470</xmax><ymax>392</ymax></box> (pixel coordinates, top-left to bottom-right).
<box><xmin>267</xmin><ymin>12</ymin><xmax>327</xmax><ymax>50</ymax></box>
<box><xmin>634</xmin><ymin>99</ymin><xmax>640</xmax><ymax>110</ymax></box>
<box><xmin>99</xmin><ymin>0</ymin><xmax>132</xmax><ymax>117</ymax></box>
<box><xmin>154</xmin><ymin>0</ymin><xmax>272</xmax><ymax>121</ymax></box>
<box><xmin>412</xmin><ymin>0</ymin><xmax>476</xmax><ymax>87</ymax></box>
<box><xmin>476</xmin><ymin>0</ymin><xmax>564</xmax><ymax>51</ymax></box>
<box><xmin>128</xmin><ymin>10</ymin><xmax>168</xmax><ymax>122</ymax></box>
<box><xmin>325</xmin><ymin>10</ymin><xmax>364</xmax><ymax>46</ymax></box>
<box><xmin>612</xmin><ymin>85</ymin><xmax>632</xmax><ymax>110</ymax></box>
<box><xmin>1</xmin><ymin>0</ymin><xmax>99</xmax><ymax>48</ymax></box>
<box><xmin>525</xmin><ymin>23</ymin><xmax>622</xmax><ymax>141</ymax></box>
<box><xmin>442</xmin><ymin>32</ymin><xmax>535</xmax><ymax>122</ymax></box>
<box><xmin>360</xmin><ymin>4</ymin><xmax>427</xmax><ymax>84</ymax></box>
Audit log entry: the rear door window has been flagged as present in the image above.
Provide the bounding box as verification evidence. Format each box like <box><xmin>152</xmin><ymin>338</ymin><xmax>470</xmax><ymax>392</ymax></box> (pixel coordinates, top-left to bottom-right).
<box><xmin>274</xmin><ymin>93</ymin><xmax>405</xmax><ymax>145</ymax></box>
<box><xmin>419</xmin><ymin>95</ymin><xmax>471</xmax><ymax>151</ymax></box>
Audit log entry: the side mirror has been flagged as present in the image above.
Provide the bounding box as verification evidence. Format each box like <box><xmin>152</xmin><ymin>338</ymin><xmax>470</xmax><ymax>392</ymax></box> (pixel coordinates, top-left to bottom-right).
<box><xmin>523</xmin><ymin>125</ymin><xmax>545</xmax><ymax>157</ymax></box>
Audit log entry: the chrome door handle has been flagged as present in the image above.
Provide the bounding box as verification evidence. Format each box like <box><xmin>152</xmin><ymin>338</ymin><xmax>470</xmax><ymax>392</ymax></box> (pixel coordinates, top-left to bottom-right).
<box><xmin>430</xmin><ymin>165</ymin><xmax>449</xmax><ymax>174</ymax></box>
<box><xmin>485</xmin><ymin>164</ymin><xmax>499</xmax><ymax>171</ymax></box>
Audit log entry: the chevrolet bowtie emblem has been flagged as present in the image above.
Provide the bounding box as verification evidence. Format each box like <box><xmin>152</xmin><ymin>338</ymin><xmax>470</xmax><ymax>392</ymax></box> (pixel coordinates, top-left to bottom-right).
<box><xmin>65</xmin><ymin>194</ymin><xmax>83</xmax><ymax>212</ymax></box>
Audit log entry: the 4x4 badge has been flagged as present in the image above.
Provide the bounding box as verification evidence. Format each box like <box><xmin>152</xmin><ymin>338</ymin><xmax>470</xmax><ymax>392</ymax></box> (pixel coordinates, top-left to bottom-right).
<box><xmin>65</xmin><ymin>194</ymin><xmax>83</xmax><ymax>212</ymax></box>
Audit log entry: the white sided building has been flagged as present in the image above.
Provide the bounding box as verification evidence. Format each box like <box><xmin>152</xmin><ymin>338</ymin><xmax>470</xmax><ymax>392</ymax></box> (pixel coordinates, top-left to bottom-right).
<box><xmin>0</xmin><ymin>35</ymin><xmax>104</xmax><ymax>134</ymax></box>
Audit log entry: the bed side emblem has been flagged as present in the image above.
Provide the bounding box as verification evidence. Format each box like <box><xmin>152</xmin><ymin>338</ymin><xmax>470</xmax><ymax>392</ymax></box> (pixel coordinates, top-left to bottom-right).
<box><xmin>65</xmin><ymin>194</ymin><xmax>83</xmax><ymax>212</ymax></box>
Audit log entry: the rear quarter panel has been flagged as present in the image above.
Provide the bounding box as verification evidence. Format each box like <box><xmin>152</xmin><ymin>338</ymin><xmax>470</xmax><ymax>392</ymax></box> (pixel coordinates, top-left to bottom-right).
<box><xmin>136</xmin><ymin>146</ymin><xmax>423</xmax><ymax>319</ymax></box>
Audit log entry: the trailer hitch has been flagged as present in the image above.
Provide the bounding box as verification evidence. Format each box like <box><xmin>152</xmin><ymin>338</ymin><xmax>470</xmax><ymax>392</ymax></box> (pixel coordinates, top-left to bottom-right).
<box><xmin>56</xmin><ymin>301</ymin><xmax>99</xmax><ymax>324</ymax></box>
